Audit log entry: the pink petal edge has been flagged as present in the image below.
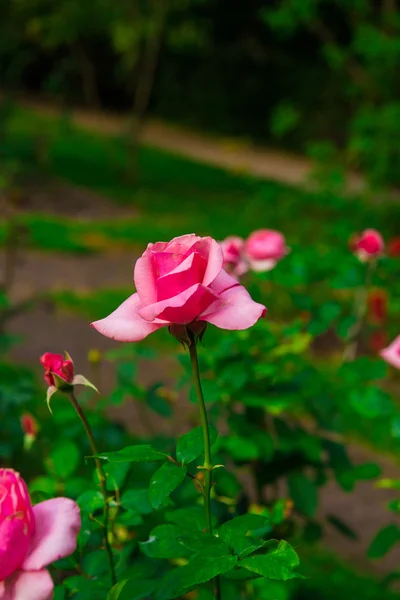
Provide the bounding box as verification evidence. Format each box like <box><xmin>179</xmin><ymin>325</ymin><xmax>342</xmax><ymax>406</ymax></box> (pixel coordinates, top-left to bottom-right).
<box><xmin>200</xmin><ymin>284</ymin><xmax>266</xmax><ymax>330</ymax></box>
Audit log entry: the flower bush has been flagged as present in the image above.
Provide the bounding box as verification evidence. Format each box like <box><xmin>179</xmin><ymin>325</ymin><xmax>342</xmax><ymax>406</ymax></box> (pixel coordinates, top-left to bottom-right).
<box><xmin>1</xmin><ymin>225</ymin><xmax>400</xmax><ymax>600</ymax></box>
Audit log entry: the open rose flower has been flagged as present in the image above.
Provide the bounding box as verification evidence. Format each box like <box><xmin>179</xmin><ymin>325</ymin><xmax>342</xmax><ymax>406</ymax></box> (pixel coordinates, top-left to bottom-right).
<box><xmin>350</xmin><ymin>229</ymin><xmax>384</xmax><ymax>261</ymax></box>
<box><xmin>219</xmin><ymin>236</ymin><xmax>248</xmax><ymax>279</ymax></box>
<box><xmin>244</xmin><ymin>229</ymin><xmax>289</xmax><ymax>272</ymax></box>
<box><xmin>380</xmin><ymin>335</ymin><xmax>400</xmax><ymax>370</ymax></box>
<box><xmin>0</xmin><ymin>469</ymin><xmax>80</xmax><ymax>600</ymax></box>
<box><xmin>91</xmin><ymin>234</ymin><xmax>266</xmax><ymax>342</ymax></box>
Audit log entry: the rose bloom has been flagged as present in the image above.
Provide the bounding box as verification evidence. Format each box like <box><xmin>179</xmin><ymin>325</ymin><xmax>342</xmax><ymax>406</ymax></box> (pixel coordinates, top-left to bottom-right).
<box><xmin>350</xmin><ymin>229</ymin><xmax>384</xmax><ymax>261</ymax></box>
<box><xmin>40</xmin><ymin>353</ymin><xmax>74</xmax><ymax>388</ymax></box>
<box><xmin>0</xmin><ymin>469</ymin><xmax>80</xmax><ymax>600</ymax></box>
<box><xmin>92</xmin><ymin>234</ymin><xmax>266</xmax><ymax>342</ymax></box>
<box><xmin>380</xmin><ymin>335</ymin><xmax>400</xmax><ymax>370</ymax></box>
<box><xmin>219</xmin><ymin>236</ymin><xmax>248</xmax><ymax>279</ymax></box>
<box><xmin>244</xmin><ymin>229</ymin><xmax>289</xmax><ymax>272</ymax></box>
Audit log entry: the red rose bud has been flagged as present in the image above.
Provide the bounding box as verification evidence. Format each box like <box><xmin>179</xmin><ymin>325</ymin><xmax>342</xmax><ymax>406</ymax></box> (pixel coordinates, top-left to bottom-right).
<box><xmin>21</xmin><ymin>413</ymin><xmax>38</xmax><ymax>437</ymax></box>
<box><xmin>369</xmin><ymin>330</ymin><xmax>389</xmax><ymax>354</ymax></box>
<box><xmin>40</xmin><ymin>352</ymin><xmax>74</xmax><ymax>388</ymax></box>
<box><xmin>350</xmin><ymin>229</ymin><xmax>384</xmax><ymax>261</ymax></box>
<box><xmin>40</xmin><ymin>351</ymin><xmax>99</xmax><ymax>412</ymax></box>
<box><xmin>388</xmin><ymin>237</ymin><xmax>400</xmax><ymax>258</ymax></box>
<box><xmin>367</xmin><ymin>289</ymin><xmax>388</xmax><ymax>325</ymax></box>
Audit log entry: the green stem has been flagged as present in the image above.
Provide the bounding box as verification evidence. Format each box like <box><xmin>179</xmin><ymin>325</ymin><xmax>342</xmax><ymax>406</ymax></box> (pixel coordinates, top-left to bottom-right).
<box><xmin>68</xmin><ymin>392</ymin><xmax>117</xmax><ymax>586</ymax></box>
<box><xmin>343</xmin><ymin>259</ymin><xmax>376</xmax><ymax>362</ymax></box>
<box><xmin>189</xmin><ymin>343</ymin><xmax>221</xmax><ymax>600</ymax></box>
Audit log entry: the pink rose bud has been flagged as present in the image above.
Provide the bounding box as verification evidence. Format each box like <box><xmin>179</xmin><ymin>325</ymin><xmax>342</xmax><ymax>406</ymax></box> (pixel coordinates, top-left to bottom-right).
<box><xmin>0</xmin><ymin>468</ymin><xmax>80</xmax><ymax>599</ymax></box>
<box><xmin>245</xmin><ymin>229</ymin><xmax>289</xmax><ymax>272</ymax></box>
<box><xmin>91</xmin><ymin>233</ymin><xmax>266</xmax><ymax>343</ymax></box>
<box><xmin>219</xmin><ymin>236</ymin><xmax>248</xmax><ymax>279</ymax></box>
<box><xmin>380</xmin><ymin>335</ymin><xmax>400</xmax><ymax>370</ymax></box>
<box><xmin>350</xmin><ymin>229</ymin><xmax>384</xmax><ymax>261</ymax></box>
<box><xmin>40</xmin><ymin>352</ymin><xmax>98</xmax><ymax>411</ymax></box>
<box><xmin>40</xmin><ymin>352</ymin><xmax>74</xmax><ymax>388</ymax></box>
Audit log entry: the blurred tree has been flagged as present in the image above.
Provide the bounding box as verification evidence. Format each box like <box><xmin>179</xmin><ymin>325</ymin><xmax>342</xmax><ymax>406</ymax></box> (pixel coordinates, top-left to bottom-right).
<box><xmin>110</xmin><ymin>0</ymin><xmax>211</xmax><ymax>179</ymax></box>
<box><xmin>262</xmin><ymin>0</ymin><xmax>400</xmax><ymax>187</ymax></box>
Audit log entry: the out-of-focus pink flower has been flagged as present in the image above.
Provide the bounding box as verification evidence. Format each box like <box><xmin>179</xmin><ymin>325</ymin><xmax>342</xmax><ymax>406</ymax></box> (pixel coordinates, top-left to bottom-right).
<box><xmin>244</xmin><ymin>229</ymin><xmax>289</xmax><ymax>272</ymax></box>
<box><xmin>367</xmin><ymin>289</ymin><xmax>388</xmax><ymax>325</ymax></box>
<box><xmin>380</xmin><ymin>336</ymin><xmax>400</xmax><ymax>370</ymax></box>
<box><xmin>219</xmin><ymin>236</ymin><xmax>248</xmax><ymax>279</ymax></box>
<box><xmin>387</xmin><ymin>237</ymin><xmax>400</xmax><ymax>258</ymax></box>
<box><xmin>39</xmin><ymin>352</ymin><xmax>74</xmax><ymax>388</ymax></box>
<box><xmin>0</xmin><ymin>469</ymin><xmax>80</xmax><ymax>600</ymax></box>
<box><xmin>350</xmin><ymin>229</ymin><xmax>384</xmax><ymax>261</ymax></box>
<box><xmin>91</xmin><ymin>234</ymin><xmax>266</xmax><ymax>342</ymax></box>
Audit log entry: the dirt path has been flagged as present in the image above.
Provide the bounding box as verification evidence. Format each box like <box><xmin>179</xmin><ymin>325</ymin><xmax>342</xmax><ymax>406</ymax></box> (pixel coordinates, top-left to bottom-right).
<box><xmin>17</xmin><ymin>96</ymin><xmax>366</xmax><ymax>192</ymax></box>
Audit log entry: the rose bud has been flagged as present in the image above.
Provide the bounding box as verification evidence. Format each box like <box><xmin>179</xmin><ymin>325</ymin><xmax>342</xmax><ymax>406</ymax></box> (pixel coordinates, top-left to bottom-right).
<box><xmin>245</xmin><ymin>229</ymin><xmax>289</xmax><ymax>272</ymax></box>
<box><xmin>349</xmin><ymin>229</ymin><xmax>384</xmax><ymax>261</ymax></box>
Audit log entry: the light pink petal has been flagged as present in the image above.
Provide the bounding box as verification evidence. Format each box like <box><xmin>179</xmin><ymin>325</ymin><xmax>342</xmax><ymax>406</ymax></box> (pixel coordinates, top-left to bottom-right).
<box><xmin>380</xmin><ymin>335</ymin><xmax>400</xmax><ymax>370</ymax></box>
<box><xmin>22</xmin><ymin>498</ymin><xmax>80</xmax><ymax>570</ymax></box>
<box><xmin>139</xmin><ymin>283</ymin><xmax>220</xmax><ymax>324</ymax></box>
<box><xmin>165</xmin><ymin>234</ymin><xmax>201</xmax><ymax>252</ymax></box>
<box><xmin>248</xmin><ymin>258</ymin><xmax>278</xmax><ymax>272</ymax></box>
<box><xmin>195</xmin><ymin>237</ymin><xmax>224</xmax><ymax>286</ymax></box>
<box><xmin>91</xmin><ymin>293</ymin><xmax>167</xmax><ymax>342</ymax></box>
<box><xmin>200</xmin><ymin>285</ymin><xmax>266</xmax><ymax>330</ymax></box>
<box><xmin>156</xmin><ymin>252</ymin><xmax>206</xmax><ymax>301</ymax></box>
<box><xmin>0</xmin><ymin>570</ymin><xmax>53</xmax><ymax>600</ymax></box>
<box><xmin>209</xmin><ymin>269</ymin><xmax>240</xmax><ymax>294</ymax></box>
<box><xmin>134</xmin><ymin>251</ymin><xmax>157</xmax><ymax>304</ymax></box>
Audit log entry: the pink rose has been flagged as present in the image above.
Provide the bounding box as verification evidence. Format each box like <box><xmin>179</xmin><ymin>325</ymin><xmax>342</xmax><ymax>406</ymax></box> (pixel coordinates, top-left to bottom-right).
<box><xmin>219</xmin><ymin>236</ymin><xmax>248</xmax><ymax>279</ymax></box>
<box><xmin>350</xmin><ymin>229</ymin><xmax>384</xmax><ymax>261</ymax></box>
<box><xmin>91</xmin><ymin>234</ymin><xmax>266</xmax><ymax>342</ymax></box>
<box><xmin>245</xmin><ymin>229</ymin><xmax>289</xmax><ymax>272</ymax></box>
<box><xmin>40</xmin><ymin>353</ymin><xmax>74</xmax><ymax>388</ymax></box>
<box><xmin>380</xmin><ymin>335</ymin><xmax>400</xmax><ymax>370</ymax></box>
<box><xmin>0</xmin><ymin>469</ymin><xmax>80</xmax><ymax>600</ymax></box>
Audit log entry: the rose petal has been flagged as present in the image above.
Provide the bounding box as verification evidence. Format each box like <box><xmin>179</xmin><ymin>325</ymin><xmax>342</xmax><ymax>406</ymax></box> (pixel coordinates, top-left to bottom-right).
<box><xmin>91</xmin><ymin>293</ymin><xmax>167</xmax><ymax>342</ymax></box>
<box><xmin>380</xmin><ymin>335</ymin><xmax>400</xmax><ymax>370</ymax></box>
<box><xmin>165</xmin><ymin>234</ymin><xmax>201</xmax><ymax>253</ymax></box>
<box><xmin>0</xmin><ymin>570</ymin><xmax>53</xmax><ymax>600</ymax></box>
<box><xmin>248</xmin><ymin>258</ymin><xmax>278</xmax><ymax>272</ymax></box>
<box><xmin>0</xmin><ymin>515</ymin><xmax>32</xmax><ymax>580</ymax></box>
<box><xmin>200</xmin><ymin>284</ymin><xmax>266</xmax><ymax>330</ymax></box>
<box><xmin>195</xmin><ymin>237</ymin><xmax>224</xmax><ymax>286</ymax></box>
<box><xmin>138</xmin><ymin>283</ymin><xmax>219</xmax><ymax>324</ymax></box>
<box><xmin>209</xmin><ymin>269</ymin><xmax>240</xmax><ymax>294</ymax></box>
<box><xmin>156</xmin><ymin>252</ymin><xmax>207</xmax><ymax>301</ymax></box>
<box><xmin>134</xmin><ymin>251</ymin><xmax>158</xmax><ymax>305</ymax></box>
<box><xmin>22</xmin><ymin>498</ymin><xmax>80</xmax><ymax>570</ymax></box>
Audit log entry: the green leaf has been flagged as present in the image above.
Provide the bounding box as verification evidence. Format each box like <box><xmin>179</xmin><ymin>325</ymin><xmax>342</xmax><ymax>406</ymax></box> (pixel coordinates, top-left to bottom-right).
<box><xmin>156</xmin><ymin>555</ymin><xmax>238</xmax><ymax>599</ymax></box>
<box><xmin>179</xmin><ymin>532</ymin><xmax>230</xmax><ymax>559</ymax></box>
<box><xmin>287</xmin><ymin>473</ymin><xmax>318</xmax><ymax>518</ymax></box>
<box><xmin>222</xmin><ymin>436</ymin><xmax>259</xmax><ymax>460</ymax></box>
<box><xmin>121</xmin><ymin>489</ymin><xmax>153</xmax><ymax>515</ymax></box>
<box><xmin>140</xmin><ymin>524</ymin><xmax>191</xmax><ymax>559</ymax></box>
<box><xmin>368</xmin><ymin>524</ymin><xmax>400</xmax><ymax>559</ymax></box>
<box><xmin>45</xmin><ymin>441</ymin><xmax>80</xmax><ymax>479</ymax></box>
<box><xmin>106</xmin><ymin>580</ymin><xmax>128</xmax><ymax>600</ymax></box>
<box><xmin>96</xmin><ymin>445</ymin><xmax>167</xmax><ymax>463</ymax></box>
<box><xmin>218</xmin><ymin>514</ymin><xmax>271</xmax><ymax>555</ymax></box>
<box><xmin>176</xmin><ymin>425</ymin><xmax>218</xmax><ymax>464</ymax></box>
<box><xmin>350</xmin><ymin>387</ymin><xmax>394</xmax><ymax>419</ymax></box>
<box><xmin>352</xmin><ymin>462</ymin><xmax>381</xmax><ymax>480</ymax></box>
<box><xmin>149</xmin><ymin>462</ymin><xmax>187</xmax><ymax>509</ymax></box>
<box><xmin>77</xmin><ymin>490</ymin><xmax>104</xmax><ymax>514</ymax></box>
<box><xmin>241</xmin><ymin>540</ymin><xmax>301</xmax><ymax>581</ymax></box>
<box><xmin>118</xmin><ymin>579</ymin><xmax>158</xmax><ymax>600</ymax></box>
<box><xmin>166</xmin><ymin>506</ymin><xmax>207</xmax><ymax>530</ymax></box>
<box><xmin>83</xmin><ymin>550</ymin><xmax>109</xmax><ymax>577</ymax></box>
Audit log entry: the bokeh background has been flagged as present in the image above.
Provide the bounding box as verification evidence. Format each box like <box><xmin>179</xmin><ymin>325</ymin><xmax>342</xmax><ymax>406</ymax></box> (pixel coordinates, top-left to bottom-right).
<box><xmin>1</xmin><ymin>1</ymin><xmax>400</xmax><ymax>599</ymax></box>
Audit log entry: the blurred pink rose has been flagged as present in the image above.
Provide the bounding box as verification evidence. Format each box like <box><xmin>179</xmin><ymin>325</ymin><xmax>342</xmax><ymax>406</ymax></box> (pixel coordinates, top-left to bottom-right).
<box><xmin>380</xmin><ymin>335</ymin><xmax>400</xmax><ymax>370</ymax></box>
<box><xmin>350</xmin><ymin>229</ymin><xmax>384</xmax><ymax>261</ymax></box>
<box><xmin>219</xmin><ymin>236</ymin><xmax>248</xmax><ymax>279</ymax></box>
<box><xmin>40</xmin><ymin>352</ymin><xmax>74</xmax><ymax>388</ymax></box>
<box><xmin>0</xmin><ymin>469</ymin><xmax>80</xmax><ymax>600</ymax></box>
<box><xmin>92</xmin><ymin>234</ymin><xmax>266</xmax><ymax>342</ymax></box>
<box><xmin>245</xmin><ymin>229</ymin><xmax>289</xmax><ymax>272</ymax></box>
